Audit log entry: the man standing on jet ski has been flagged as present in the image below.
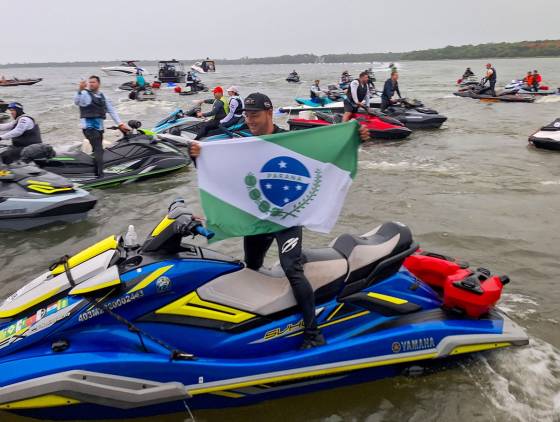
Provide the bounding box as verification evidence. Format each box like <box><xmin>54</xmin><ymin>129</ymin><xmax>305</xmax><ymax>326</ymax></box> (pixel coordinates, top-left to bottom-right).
<box><xmin>74</xmin><ymin>76</ymin><xmax>129</xmax><ymax>179</ymax></box>
<box><xmin>342</xmin><ymin>71</ymin><xmax>370</xmax><ymax>122</ymax></box>
<box><xmin>220</xmin><ymin>86</ymin><xmax>244</xmax><ymax>129</ymax></box>
<box><xmin>190</xmin><ymin>93</ymin><xmax>324</xmax><ymax>349</ymax></box>
<box><xmin>195</xmin><ymin>86</ymin><xmax>228</xmax><ymax>139</ymax></box>
<box><xmin>381</xmin><ymin>71</ymin><xmax>402</xmax><ymax>111</ymax></box>
<box><xmin>484</xmin><ymin>63</ymin><xmax>497</xmax><ymax>96</ymax></box>
<box><xmin>189</xmin><ymin>94</ymin><xmax>369</xmax><ymax>349</ymax></box>
<box><xmin>0</xmin><ymin>102</ymin><xmax>42</xmax><ymax>164</ymax></box>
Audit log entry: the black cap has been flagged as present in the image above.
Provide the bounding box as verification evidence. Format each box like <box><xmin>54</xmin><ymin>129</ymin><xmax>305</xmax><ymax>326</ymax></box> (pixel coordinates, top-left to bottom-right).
<box><xmin>244</xmin><ymin>93</ymin><xmax>273</xmax><ymax>111</ymax></box>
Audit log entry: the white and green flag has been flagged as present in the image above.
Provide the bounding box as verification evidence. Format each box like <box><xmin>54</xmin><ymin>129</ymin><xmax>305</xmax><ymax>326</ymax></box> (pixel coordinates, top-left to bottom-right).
<box><xmin>197</xmin><ymin>121</ymin><xmax>361</xmax><ymax>240</ymax></box>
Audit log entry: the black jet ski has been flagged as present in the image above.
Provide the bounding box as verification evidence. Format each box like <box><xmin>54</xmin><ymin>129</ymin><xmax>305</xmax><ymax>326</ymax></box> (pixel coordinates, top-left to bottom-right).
<box><xmin>286</xmin><ymin>72</ymin><xmax>300</xmax><ymax>83</ymax></box>
<box><xmin>0</xmin><ymin>160</ymin><xmax>97</xmax><ymax>230</ymax></box>
<box><xmin>528</xmin><ymin>118</ymin><xmax>560</xmax><ymax>151</ymax></box>
<box><xmin>180</xmin><ymin>79</ymin><xmax>209</xmax><ymax>96</ymax></box>
<box><xmin>128</xmin><ymin>86</ymin><xmax>156</xmax><ymax>101</ymax></box>
<box><xmin>31</xmin><ymin>121</ymin><xmax>190</xmax><ymax>189</ymax></box>
<box><xmin>454</xmin><ymin>83</ymin><xmax>535</xmax><ymax>103</ymax></box>
<box><xmin>118</xmin><ymin>82</ymin><xmax>137</xmax><ymax>91</ymax></box>
<box><xmin>383</xmin><ymin>99</ymin><xmax>447</xmax><ymax>129</ymax></box>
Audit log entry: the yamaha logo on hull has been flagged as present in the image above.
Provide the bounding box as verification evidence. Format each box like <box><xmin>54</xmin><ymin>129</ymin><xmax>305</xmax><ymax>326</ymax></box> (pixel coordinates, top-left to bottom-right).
<box><xmin>392</xmin><ymin>337</ymin><xmax>436</xmax><ymax>353</ymax></box>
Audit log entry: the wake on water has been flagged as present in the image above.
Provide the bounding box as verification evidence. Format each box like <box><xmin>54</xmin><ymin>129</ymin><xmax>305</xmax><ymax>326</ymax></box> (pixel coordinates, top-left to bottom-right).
<box><xmin>535</xmin><ymin>95</ymin><xmax>560</xmax><ymax>104</ymax></box>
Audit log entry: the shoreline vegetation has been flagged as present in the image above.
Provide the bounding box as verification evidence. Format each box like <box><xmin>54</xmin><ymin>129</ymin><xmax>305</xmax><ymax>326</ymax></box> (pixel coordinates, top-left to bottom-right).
<box><xmin>1</xmin><ymin>39</ymin><xmax>559</xmax><ymax>68</ymax></box>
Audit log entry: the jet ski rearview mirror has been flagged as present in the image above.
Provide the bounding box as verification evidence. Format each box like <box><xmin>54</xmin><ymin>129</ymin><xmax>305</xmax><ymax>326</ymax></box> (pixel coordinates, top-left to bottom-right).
<box><xmin>128</xmin><ymin>120</ymin><xmax>142</xmax><ymax>129</ymax></box>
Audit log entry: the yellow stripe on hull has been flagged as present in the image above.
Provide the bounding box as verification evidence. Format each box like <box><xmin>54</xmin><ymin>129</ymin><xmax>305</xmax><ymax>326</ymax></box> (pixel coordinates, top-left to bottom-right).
<box><xmin>0</xmin><ymin>394</ymin><xmax>80</xmax><ymax>409</ymax></box>
<box><xmin>128</xmin><ymin>265</ymin><xmax>174</xmax><ymax>294</ymax></box>
<box><xmin>156</xmin><ymin>292</ymin><xmax>255</xmax><ymax>324</ymax></box>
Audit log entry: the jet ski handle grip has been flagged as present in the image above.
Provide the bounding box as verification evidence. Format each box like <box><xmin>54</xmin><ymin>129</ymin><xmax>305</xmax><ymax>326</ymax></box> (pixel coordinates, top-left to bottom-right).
<box><xmin>194</xmin><ymin>225</ymin><xmax>215</xmax><ymax>240</ymax></box>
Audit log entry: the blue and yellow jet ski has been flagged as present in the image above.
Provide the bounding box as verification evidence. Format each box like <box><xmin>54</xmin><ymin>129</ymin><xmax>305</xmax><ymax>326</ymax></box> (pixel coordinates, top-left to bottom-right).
<box><xmin>0</xmin><ymin>201</ymin><xmax>528</xmax><ymax>420</ymax></box>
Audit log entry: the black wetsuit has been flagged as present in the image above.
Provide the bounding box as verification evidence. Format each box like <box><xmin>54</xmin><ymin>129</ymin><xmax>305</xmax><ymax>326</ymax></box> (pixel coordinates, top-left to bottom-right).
<box><xmin>381</xmin><ymin>78</ymin><xmax>401</xmax><ymax>111</ymax></box>
<box><xmin>195</xmin><ymin>98</ymin><xmax>227</xmax><ymax>140</ymax></box>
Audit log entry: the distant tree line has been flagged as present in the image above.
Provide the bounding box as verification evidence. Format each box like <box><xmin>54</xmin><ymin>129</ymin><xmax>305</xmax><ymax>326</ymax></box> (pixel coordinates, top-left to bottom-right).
<box><xmin>1</xmin><ymin>40</ymin><xmax>559</xmax><ymax>68</ymax></box>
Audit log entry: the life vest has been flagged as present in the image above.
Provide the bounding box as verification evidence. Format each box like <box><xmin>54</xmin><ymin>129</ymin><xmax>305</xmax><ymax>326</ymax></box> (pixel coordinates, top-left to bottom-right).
<box><xmin>12</xmin><ymin>115</ymin><xmax>42</xmax><ymax>147</ymax></box>
<box><xmin>525</xmin><ymin>75</ymin><xmax>534</xmax><ymax>86</ymax></box>
<box><xmin>347</xmin><ymin>80</ymin><xmax>368</xmax><ymax>104</ymax></box>
<box><xmin>219</xmin><ymin>96</ymin><xmax>229</xmax><ymax>115</ymax></box>
<box><xmin>229</xmin><ymin>96</ymin><xmax>243</xmax><ymax>117</ymax></box>
<box><xmin>79</xmin><ymin>91</ymin><xmax>107</xmax><ymax>119</ymax></box>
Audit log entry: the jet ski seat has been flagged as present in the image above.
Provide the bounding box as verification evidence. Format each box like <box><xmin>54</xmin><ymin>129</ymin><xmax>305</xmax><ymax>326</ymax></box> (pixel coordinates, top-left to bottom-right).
<box><xmin>197</xmin><ymin>222</ymin><xmax>417</xmax><ymax>316</ymax></box>
<box><xmin>197</xmin><ymin>248</ymin><xmax>348</xmax><ymax>316</ymax></box>
<box><xmin>332</xmin><ymin>222</ymin><xmax>417</xmax><ymax>297</ymax></box>
<box><xmin>315</xmin><ymin>112</ymin><xmax>343</xmax><ymax>124</ymax></box>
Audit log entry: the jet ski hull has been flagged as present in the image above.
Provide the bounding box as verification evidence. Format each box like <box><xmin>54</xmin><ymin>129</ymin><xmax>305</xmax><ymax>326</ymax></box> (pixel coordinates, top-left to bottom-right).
<box><xmin>0</xmin><ymin>78</ymin><xmax>42</xmax><ymax>87</ymax></box>
<box><xmin>383</xmin><ymin>107</ymin><xmax>447</xmax><ymax>129</ymax></box>
<box><xmin>529</xmin><ymin>119</ymin><xmax>560</xmax><ymax>151</ymax></box>
<box><xmin>33</xmin><ymin>134</ymin><xmax>190</xmax><ymax>188</ymax></box>
<box><xmin>289</xmin><ymin>113</ymin><xmax>412</xmax><ymax>140</ymax></box>
<box><xmin>454</xmin><ymin>91</ymin><xmax>535</xmax><ymax>103</ymax></box>
<box><xmin>0</xmin><ymin>307</ymin><xmax>527</xmax><ymax>420</ymax></box>
<box><xmin>0</xmin><ymin>204</ymin><xmax>528</xmax><ymax>420</ymax></box>
<box><xmin>0</xmin><ymin>164</ymin><xmax>97</xmax><ymax>230</ymax></box>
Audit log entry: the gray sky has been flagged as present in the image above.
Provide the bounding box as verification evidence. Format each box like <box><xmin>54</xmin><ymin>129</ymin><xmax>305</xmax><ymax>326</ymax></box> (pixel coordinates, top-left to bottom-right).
<box><xmin>3</xmin><ymin>0</ymin><xmax>560</xmax><ymax>64</ymax></box>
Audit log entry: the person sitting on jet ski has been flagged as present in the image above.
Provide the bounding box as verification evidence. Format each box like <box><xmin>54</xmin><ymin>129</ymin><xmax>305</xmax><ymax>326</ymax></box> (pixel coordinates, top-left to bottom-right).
<box><xmin>195</xmin><ymin>86</ymin><xmax>228</xmax><ymax>139</ymax></box>
<box><xmin>381</xmin><ymin>71</ymin><xmax>402</xmax><ymax>111</ymax></box>
<box><xmin>532</xmin><ymin>70</ymin><xmax>542</xmax><ymax>92</ymax></box>
<box><xmin>189</xmin><ymin>93</ymin><xmax>369</xmax><ymax>349</ymax></box>
<box><xmin>463</xmin><ymin>67</ymin><xmax>475</xmax><ymax>79</ymax></box>
<box><xmin>0</xmin><ymin>102</ymin><xmax>42</xmax><ymax>164</ymax></box>
<box><xmin>364</xmin><ymin>69</ymin><xmax>377</xmax><ymax>94</ymax></box>
<box><xmin>289</xmin><ymin>70</ymin><xmax>298</xmax><ymax>77</ymax></box>
<box><xmin>340</xmin><ymin>71</ymin><xmax>351</xmax><ymax>85</ymax></box>
<box><xmin>220</xmin><ymin>86</ymin><xmax>244</xmax><ymax>129</ymax></box>
<box><xmin>310</xmin><ymin>79</ymin><xmax>327</xmax><ymax>105</ymax></box>
<box><xmin>135</xmin><ymin>69</ymin><xmax>146</xmax><ymax>90</ymax></box>
<box><xmin>74</xmin><ymin>76</ymin><xmax>129</xmax><ymax>179</ymax></box>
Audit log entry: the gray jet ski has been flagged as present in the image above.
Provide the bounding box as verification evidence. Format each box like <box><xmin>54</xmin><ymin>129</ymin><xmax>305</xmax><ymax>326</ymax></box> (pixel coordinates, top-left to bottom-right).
<box><xmin>0</xmin><ymin>160</ymin><xmax>97</xmax><ymax>230</ymax></box>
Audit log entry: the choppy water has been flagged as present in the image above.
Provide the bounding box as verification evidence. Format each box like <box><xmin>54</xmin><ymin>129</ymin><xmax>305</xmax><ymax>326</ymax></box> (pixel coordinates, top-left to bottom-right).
<box><xmin>1</xmin><ymin>58</ymin><xmax>559</xmax><ymax>422</ymax></box>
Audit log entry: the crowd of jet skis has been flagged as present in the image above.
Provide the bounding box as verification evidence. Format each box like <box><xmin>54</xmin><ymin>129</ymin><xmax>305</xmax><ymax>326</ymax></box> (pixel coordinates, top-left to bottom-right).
<box><xmin>0</xmin><ymin>61</ymin><xmax>559</xmax><ymax>231</ymax></box>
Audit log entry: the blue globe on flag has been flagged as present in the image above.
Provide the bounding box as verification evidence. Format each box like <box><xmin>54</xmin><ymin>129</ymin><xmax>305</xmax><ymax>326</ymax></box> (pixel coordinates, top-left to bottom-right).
<box><xmin>259</xmin><ymin>156</ymin><xmax>311</xmax><ymax>207</ymax></box>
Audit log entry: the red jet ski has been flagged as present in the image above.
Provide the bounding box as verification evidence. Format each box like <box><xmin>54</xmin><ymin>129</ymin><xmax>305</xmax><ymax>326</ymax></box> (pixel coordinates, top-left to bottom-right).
<box><xmin>288</xmin><ymin>111</ymin><xmax>412</xmax><ymax>140</ymax></box>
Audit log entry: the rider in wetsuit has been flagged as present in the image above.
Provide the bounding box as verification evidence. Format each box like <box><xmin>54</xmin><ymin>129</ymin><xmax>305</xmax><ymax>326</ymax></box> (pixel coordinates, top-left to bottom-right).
<box><xmin>381</xmin><ymin>71</ymin><xmax>402</xmax><ymax>111</ymax></box>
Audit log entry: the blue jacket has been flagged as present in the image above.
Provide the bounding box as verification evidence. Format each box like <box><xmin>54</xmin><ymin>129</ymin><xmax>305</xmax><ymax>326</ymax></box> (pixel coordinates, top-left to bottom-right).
<box><xmin>382</xmin><ymin>78</ymin><xmax>401</xmax><ymax>100</ymax></box>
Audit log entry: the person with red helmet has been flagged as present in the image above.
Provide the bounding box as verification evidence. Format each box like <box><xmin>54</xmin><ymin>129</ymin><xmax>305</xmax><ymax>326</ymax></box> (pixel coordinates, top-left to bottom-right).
<box><xmin>194</xmin><ymin>86</ymin><xmax>228</xmax><ymax>140</ymax></box>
